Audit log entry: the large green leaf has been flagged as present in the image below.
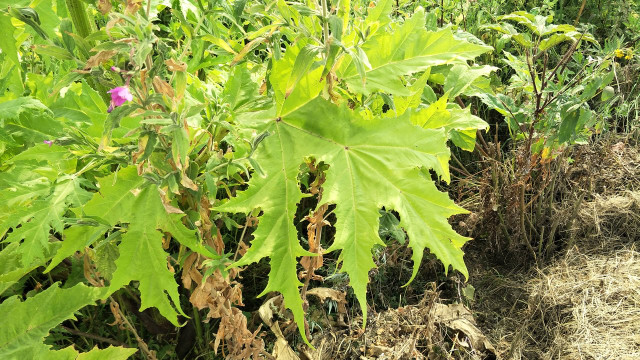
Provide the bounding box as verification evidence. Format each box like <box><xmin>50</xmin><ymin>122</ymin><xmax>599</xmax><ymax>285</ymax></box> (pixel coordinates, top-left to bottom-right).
<box><xmin>1</xmin><ymin>175</ymin><xmax>92</xmax><ymax>266</ymax></box>
<box><xmin>218</xmin><ymin>96</ymin><xmax>471</xmax><ymax>340</ymax></box>
<box><xmin>79</xmin><ymin>167</ymin><xmax>214</xmax><ymax>325</ymax></box>
<box><xmin>0</xmin><ymin>283</ymin><xmax>135</xmax><ymax>360</ymax></box>
<box><xmin>337</xmin><ymin>9</ymin><xmax>492</xmax><ymax>95</ymax></box>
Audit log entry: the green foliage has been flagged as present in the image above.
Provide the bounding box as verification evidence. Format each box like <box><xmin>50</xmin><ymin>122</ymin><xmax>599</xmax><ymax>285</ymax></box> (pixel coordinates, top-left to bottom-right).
<box><xmin>0</xmin><ymin>283</ymin><xmax>135</xmax><ymax>359</ymax></box>
<box><xmin>212</xmin><ymin>5</ymin><xmax>491</xmax><ymax>340</ymax></box>
<box><xmin>335</xmin><ymin>15</ymin><xmax>492</xmax><ymax>95</ymax></box>
<box><xmin>0</xmin><ymin>0</ymin><xmax>506</xmax><ymax>356</ymax></box>
<box><xmin>219</xmin><ymin>97</ymin><xmax>470</xmax><ymax>335</ymax></box>
<box><xmin>481</xmin><ymin>11</ymin><xmax>613</xmax><ymax>156</ymax></box>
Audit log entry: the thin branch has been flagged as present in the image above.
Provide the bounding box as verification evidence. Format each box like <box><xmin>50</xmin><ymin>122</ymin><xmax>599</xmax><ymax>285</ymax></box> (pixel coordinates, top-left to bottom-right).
<box><xmin>109</xmin><ymin>297</ymin><xmax>157</xmax><ymax>360</ymax></box>
<box><xmin>60</xmin><ymin>326</ymin><xmax>128</xmax><ymax>347</ymax></box>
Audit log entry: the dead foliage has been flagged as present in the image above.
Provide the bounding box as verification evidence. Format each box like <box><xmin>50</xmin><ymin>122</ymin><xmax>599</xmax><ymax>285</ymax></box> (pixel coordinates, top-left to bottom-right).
<box><xmin>456</xmin><ymin>134</ymin><xmax>640</xmax><ymax>265</ymax></box>
<box><xmin>84</xmin><ymin>50</ymin><xmax>117</xmax><ymax>69</ymax></box>
<box><xmin>294</xmin><ymin>286</ymin><xmax>496</xmax><ymax>360</ymax></box>
<box><xmin>505</xmin><ymin>246</ymin><xmax>640</xmax><ymax>359</ymax></box>
<box><xmin>182</xmin><ymin>253</ymin><xmax>265</xmax><ymax>359</ymax></box>
<box><xmin>124</xmin><ymin>0</ymin><xmax>143</xmax><ymax>15</ymax></box>
<box><xmin>556</xmin><ymin>137</ymin><xmax>640</xmax><ymax>248</ymax></box>
<box><xmin>466</xmin><ymin>136</ymin><xmax>640</xmax><ymax>359</ymax></box>
<box><xmin>571</xmin><ymin>191</ymin><xmax>640</xmax><ymax>242</ymax></box>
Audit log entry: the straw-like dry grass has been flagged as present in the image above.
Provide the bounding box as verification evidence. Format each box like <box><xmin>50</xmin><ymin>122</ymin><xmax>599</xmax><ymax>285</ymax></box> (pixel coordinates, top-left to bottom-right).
<box><xmin>509</xmin><ymin>246</ymin><xmax>640</xmax><ymax>359</ymax></box>
<box><xmin>474</xmin><ymin>138</ymin><xmax>640</xmax><ymax>359</ymax></box>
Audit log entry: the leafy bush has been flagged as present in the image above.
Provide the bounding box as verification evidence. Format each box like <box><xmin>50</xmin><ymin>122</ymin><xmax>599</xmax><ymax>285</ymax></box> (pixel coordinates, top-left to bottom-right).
<box><xmin>0</xmin><ymin>0</ymin><xmax>494</xmax><ymax>356</ymax></box>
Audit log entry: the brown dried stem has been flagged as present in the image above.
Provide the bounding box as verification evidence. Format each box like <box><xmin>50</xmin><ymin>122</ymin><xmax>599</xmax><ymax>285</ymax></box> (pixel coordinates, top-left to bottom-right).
<box><xmin>109</xmin><ymin>297</ymin><xmax>157</xmax><ymax>360</ymax></box>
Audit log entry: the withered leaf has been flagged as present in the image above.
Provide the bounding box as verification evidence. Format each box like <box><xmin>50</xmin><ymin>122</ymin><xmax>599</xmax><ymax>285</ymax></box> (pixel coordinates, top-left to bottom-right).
<box><xmin>152</xmin><ymin>76</ymin><xmax>174</xmax><ymax>98</ymax></box>
<box><xmin>125</xmin><ymin>0</ymin><xmax>143</xmax><ymax>15</ymax></box>
<box><xmin>180</xmin><ymin>175</ymin><xmax>199</xmax><ymax>191</ymax></box>
<box><xmin>85</xmin><ymin>50</ymin><xmax>117</xmax><ymax>69</ymax></box>
<box><xmin>97</xmin><ymin>0</ymin><xmax>112</xmax><ymax>14</ymax></box>
<box><xmin>165</xmin><ymin>59</ymin><xmax>187</xmax><ymax>72</ymax></box>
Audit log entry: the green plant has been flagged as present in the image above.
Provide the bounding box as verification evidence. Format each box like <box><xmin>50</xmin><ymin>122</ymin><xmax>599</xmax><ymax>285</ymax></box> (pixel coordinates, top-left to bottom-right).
<box><xmin>0</xmin><ymin>0</ymin><xmax>495</xmax><ymax>357</ymax></box>
<box><xmin>481</xmin><ymin>11</ymin><xmax>611</xmax><ymax>158</ymax></box>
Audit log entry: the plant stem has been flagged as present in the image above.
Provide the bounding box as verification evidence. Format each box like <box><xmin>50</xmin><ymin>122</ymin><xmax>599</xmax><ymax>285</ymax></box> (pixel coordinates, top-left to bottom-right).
<box><xmin>574</xmin><ymin>0</ymin><xmax>587</xmax><ymax>25</ymax></box>
<box><xmin>321</xmin><ymin>0</ymin><xmax>331</xmax><ymax>58</ymax></box>
<box><xmin>192</xmin><ymin>306</ymin><xmax>204</xmax><ymax>348</ymax></box>
<box><xmin>60</xmin><ymin>325</ymin><xmax>127</xmax><ymax>347</ymax></box>
<box><xmin>65</xmin><ymin>0</ymin><xmax>95</xmax><ymax>39</ymax></box>
<box><xmin>179</xmin><ymin>14</ymin><xmax>206</xmax><ymax>62</ymax></box>
<box><xmin>109</xmin><ymin>297</ymin><xmax>157</xmax><ymax>360</ymax></box>
<box><xmin>65</xmin><ymin>0</ymin><xmax>111</xmax><ymax>103</ymax></box>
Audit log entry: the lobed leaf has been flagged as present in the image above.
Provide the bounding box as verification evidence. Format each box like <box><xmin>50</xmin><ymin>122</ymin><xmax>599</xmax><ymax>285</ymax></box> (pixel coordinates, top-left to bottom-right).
<box><xmin>218</xmin><ymin>96</ymin><xmax>471</xmax><ymax>340</ymax></box>
<box><xmin>78</xmin><ymin>167</ymin><xmax>215</xmax><ymax>325</ymax></box>
<box><xmin>0</xmin><ymin>283</ymin><xmax>136</xmax><ymax>360</ymax></box>
<box><xmin>337</xmin><ymin>9</ymin><xmax>492</xmax><ymax>95</ymax></box>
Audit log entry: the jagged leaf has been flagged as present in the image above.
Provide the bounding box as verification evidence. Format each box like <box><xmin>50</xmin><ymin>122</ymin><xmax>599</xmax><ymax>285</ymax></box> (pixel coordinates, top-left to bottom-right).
<box><xmin>45</xmin><ymin>225</ymin><xmax>110</xmax><ymax>273</ymax></box>
<box><xmin>76</xmin><ymin>346</ymin><xmax>137</xmax><ymax>360</ymax></box>
<box><xmin>337</xmin><ymin>9</ymin><xmax>492</xmax><ymax>95</ymax></box>
<box><xmin>413</xmin><ymin>103</ymin><xmax>489</xmax><ymax>152</ymax></box>
<box><xmin>78</xmin><ymin>167</ymin><xmax>214</xmax><ymax>325</ymax></box>
<box><xmin>0</xmin><ymin>242</ymin><xmax>60</xmax><ymax>296</ymax></box>
<box><xmin>0</xmin><ymin>283</ymin><xmax>117</xmax><ymax>359</ymax></box>
<box><xmin>1</xmin><ymin>175</ymin><xmax>92</xmax><ymax>266</ymax></box>
<box><xmin>218</xmin><ymin>97</ymin><xmax>471</xmax><ymax>341</ymax></box>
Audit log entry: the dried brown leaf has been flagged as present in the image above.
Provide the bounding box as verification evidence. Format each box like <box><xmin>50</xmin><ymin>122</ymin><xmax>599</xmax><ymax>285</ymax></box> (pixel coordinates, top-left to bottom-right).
<box><xmin>106</xmin><ymin>18</ymin><xmax>125</xmax><ymax>36</ymax></box>
<box><xmin>85</xmin><ymin>50</ymin><xmax>117</xmax><ymax>69</ymax></box>
<box><xmin>259</xmin><ymin>297</ymin><xmax>299</xmax><ymax>359</ymax></box>
<box><xmin>431</xmin><ymin>303</ymin><xmax>496</xmax><ymax>352</ymax></box>
<box><xmin>180</xmin><ymin>175</ymin><xmax>199</xmax><ymax>191</ymax></box>
<box><xmin>165</xmin><ymin>59</ymin><xmax>187</xmax><ymax>72</ymax></box>
<box><xmin>97</xmin><ymin>0</ymin><xmax>112</xmax><ymax>14</ymax></box>
<box><xmin>152</xmin><ymin>76</ymin><xmax>174</xmax><ymax>98</ymax></box>
<box><xmin>125</xmin><ymin>0</ymin><xmax>143</xmax><ymax>15</ymax></box>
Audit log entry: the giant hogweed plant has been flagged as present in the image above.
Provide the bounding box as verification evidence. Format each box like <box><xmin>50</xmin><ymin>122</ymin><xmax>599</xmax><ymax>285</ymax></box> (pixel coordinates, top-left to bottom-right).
<box><xmin>0</xmin><ymin>0</ymin><xmax>491</xmax><ymax>357</ymax></box>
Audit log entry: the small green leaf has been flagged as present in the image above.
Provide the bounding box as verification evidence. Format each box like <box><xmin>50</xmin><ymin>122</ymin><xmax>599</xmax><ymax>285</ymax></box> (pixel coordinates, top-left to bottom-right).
<box><xmin>444</xmin><ymin>65</ymin><xmax>497</xmax><ymax>98</ymax></box>
<box><xmin>285</xmin><ymin>44</ymin><xmax>320</xmax><ymax>98</ymax></box>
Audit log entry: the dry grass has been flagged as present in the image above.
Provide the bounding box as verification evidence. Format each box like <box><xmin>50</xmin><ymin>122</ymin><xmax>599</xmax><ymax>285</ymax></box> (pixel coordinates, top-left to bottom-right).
<box><xmin>572</xmin><ymin>191</ymin><xmax>640</xmax><ymax>243</ymax></box>
<box><xmin>302</xmin><ymin>286</ymin><xmax>497</xmax><ymax>360</ymax></box>
<box><xmin>506</xmin><ymin>245</ymin><xmax>640</xmax><ymax>360</ymax></box>
<box><xmin>472</xmin><ymin>137</ymin><xmax>640</xmax><ymax>359</ymax></box>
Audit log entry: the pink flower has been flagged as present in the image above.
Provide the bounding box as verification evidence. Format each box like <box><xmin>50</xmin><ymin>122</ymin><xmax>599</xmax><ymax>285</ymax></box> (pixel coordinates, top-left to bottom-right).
<box><xmin>107</xmin><ymin>86</ymin><xmax>133</xmax><ymax>113</ymax></box>
<box><xmin>43</xmin><ymin>140</ymin><xmax>53</xmax><ymax>147</ymax></box>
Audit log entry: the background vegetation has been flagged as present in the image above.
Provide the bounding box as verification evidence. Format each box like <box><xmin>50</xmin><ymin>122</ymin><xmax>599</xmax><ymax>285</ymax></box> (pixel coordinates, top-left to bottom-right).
<box><xmin>1</xmin><ymin>0</ymin><xmax>638</xmax><ymax>359</ymax></box>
